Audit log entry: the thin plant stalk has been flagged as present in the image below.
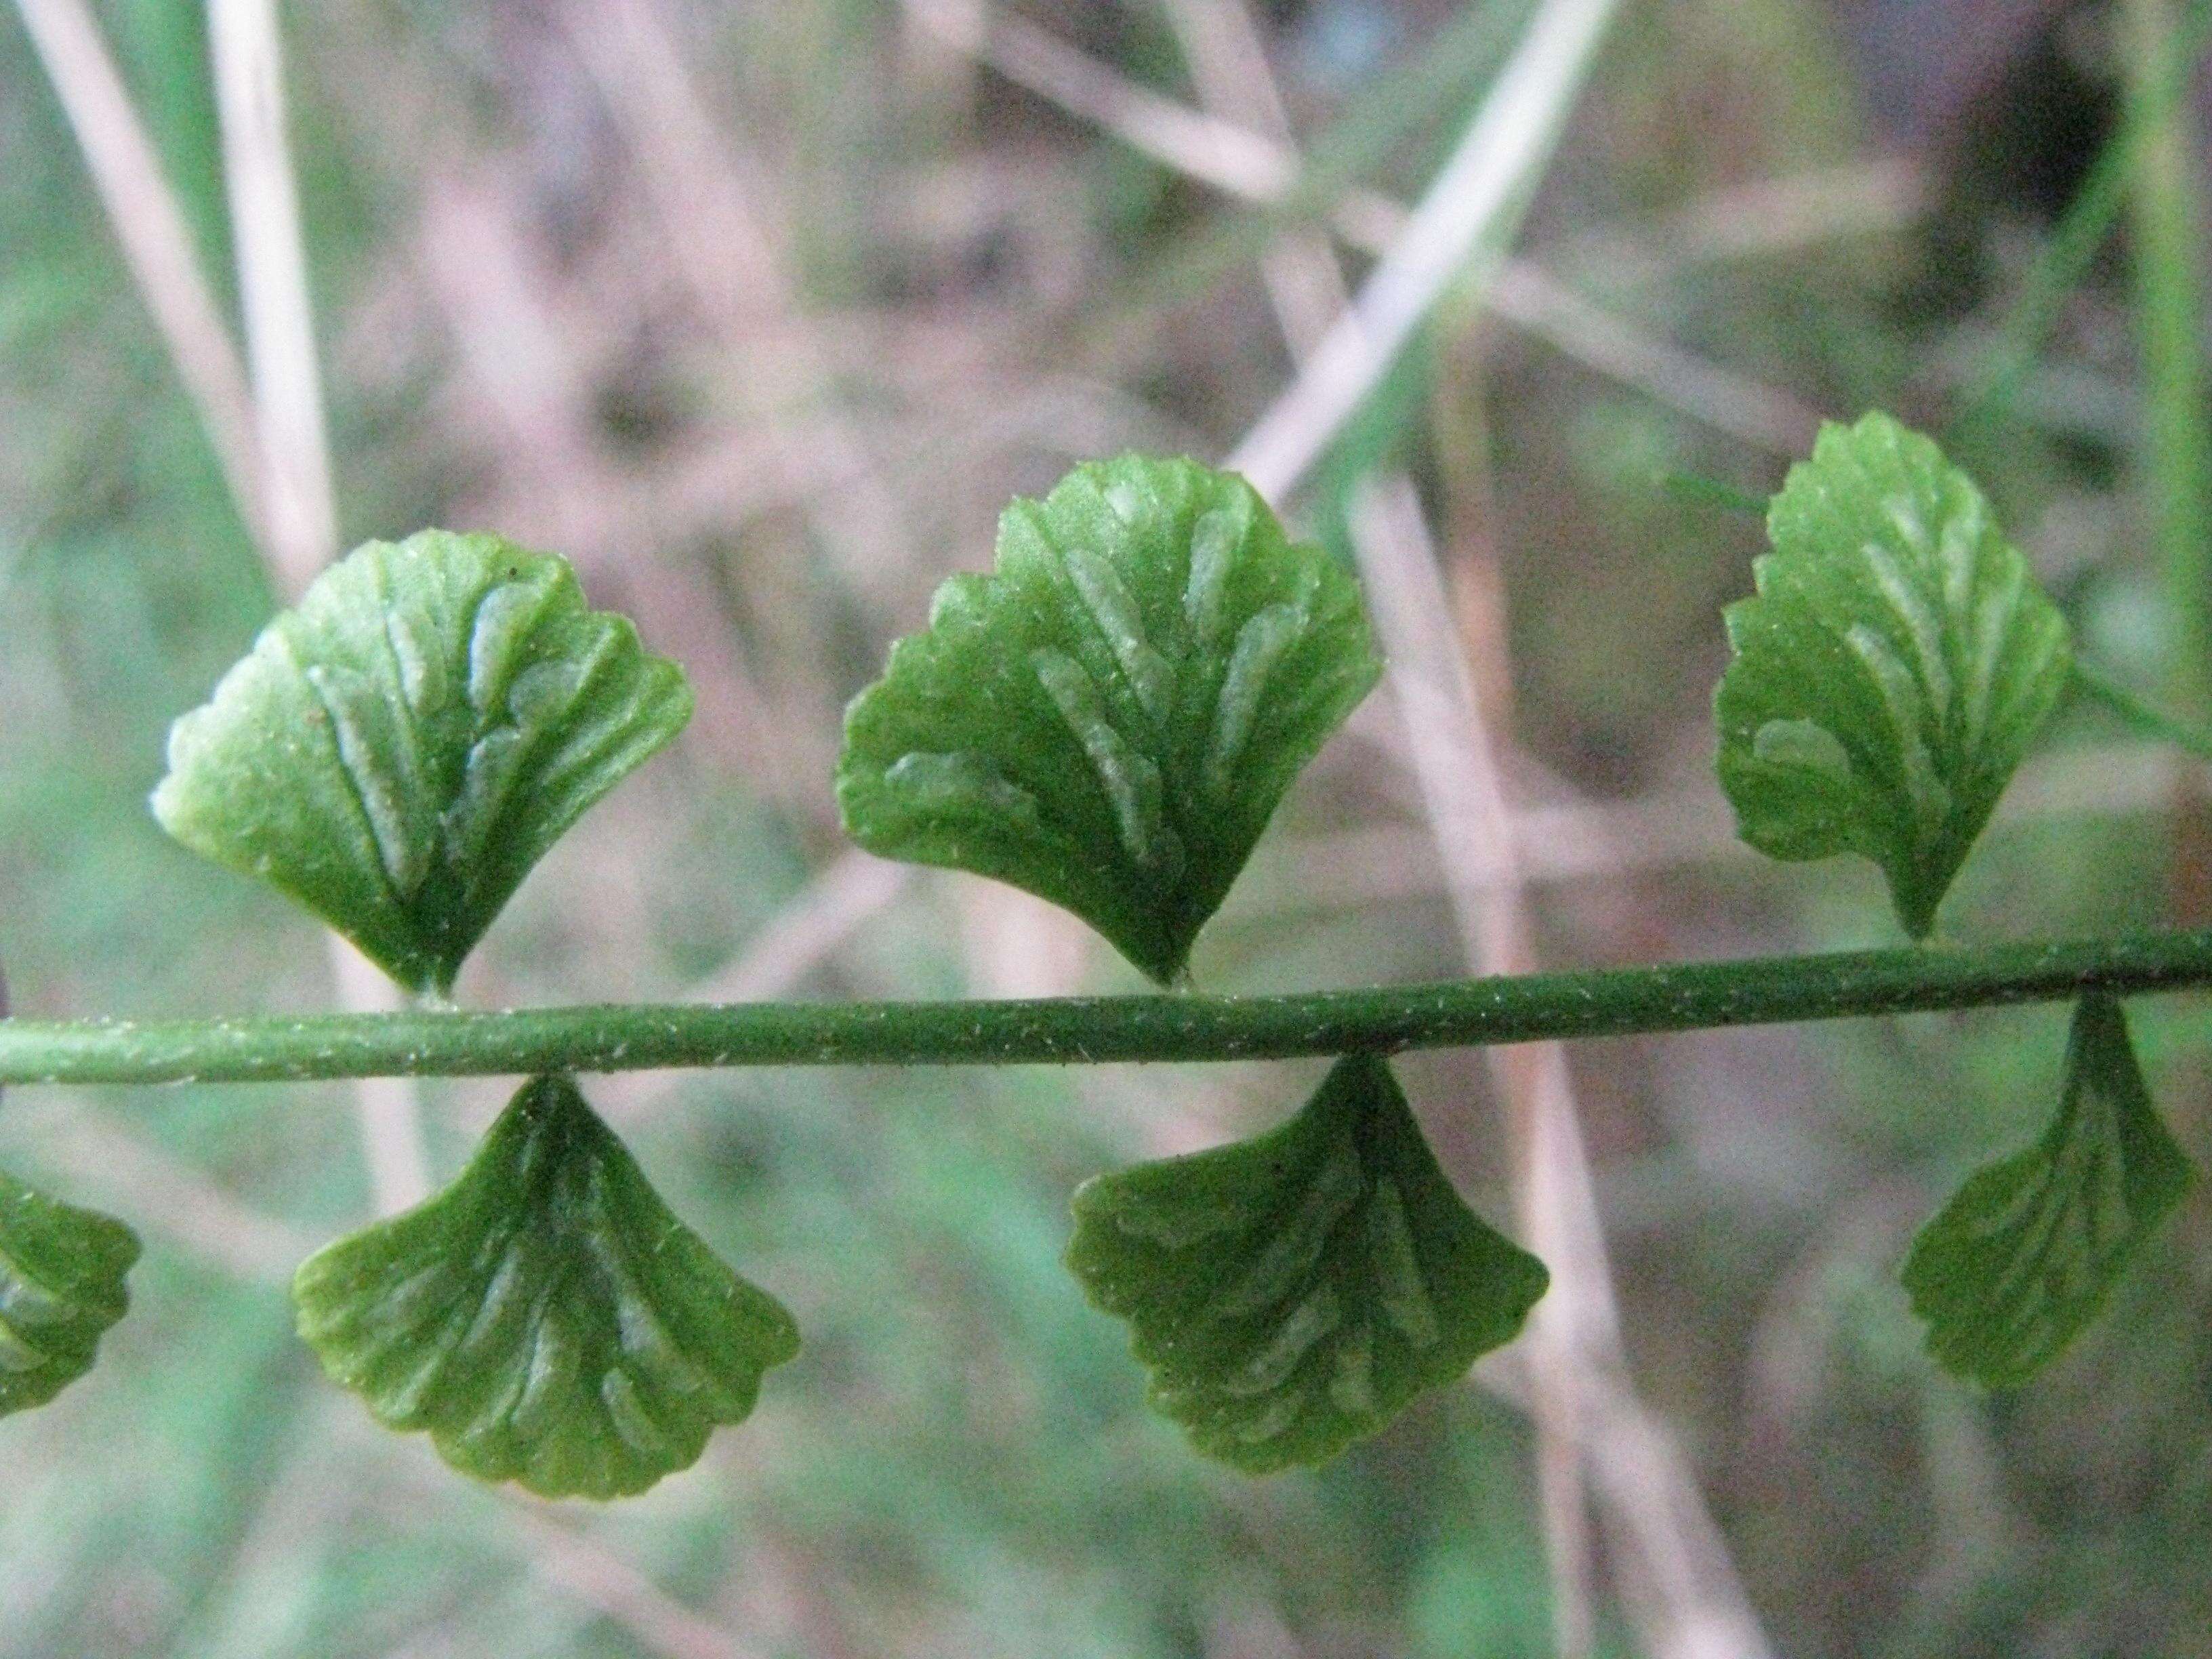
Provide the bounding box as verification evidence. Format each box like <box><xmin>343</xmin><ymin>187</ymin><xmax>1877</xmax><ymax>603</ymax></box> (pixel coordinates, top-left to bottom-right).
<box><xmin>207</xmin><ymin>0</ymin><xmax>432</xmax><ymax>1211</ymax></box>
<box><xmin>2122</xmin><ymin>0</ymin><xmax>2212</xmax><ymax>715</ymax></box>
<box><xmin>1227</xmin><ymin>0</ymin><xmax>1625</xmax><ymax>499</ymax></box>
<box><xmin>1182</xmin><ymin>0</ymin><xmax>1766</xmax><ymax>1648</ymax></box>
<box><xmin>3</xmin><ymin>926</ymin><xmax>2211</xmax><ymax>1086</ymax></box>
<box><xmin>12</xmin><ymin>0</ymin><xmax>270</xmax><ymax>554</ymax></box>
<box><xmin>208</xmin><ymin>0</ymin><xmax>336</xmax><ymax>596</ymax></box>
<box><xmin>1160</xmin><ymin>5</ymin><xmax>1591</xmax><ymax>1647</ymax></box>
<box><xmin>1953</xmin><ymin>0</ymin><xmax>2212</xmax><ymax>441</ymax></box>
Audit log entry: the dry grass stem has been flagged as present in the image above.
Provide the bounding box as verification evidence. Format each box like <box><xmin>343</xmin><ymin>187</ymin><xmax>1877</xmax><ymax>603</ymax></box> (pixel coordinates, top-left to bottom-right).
<box><xmin>12</xmin><ymin>0</ymin><xmax>270</xmax><ymax>552</ymax></box>
<box><xmin>208</xmin><ymin>0</ymin><xmax>335</xmax><ymax>598</ymax></box>
<box><xmin>903</xmin><ymin>0</ymin><xmax>1826</xmax><ymax>456</ymax></box>
<box><xmin>1158</xmin><ymin>0</ymin><xmax>1775</xmax><ymax>1647</ymax></box>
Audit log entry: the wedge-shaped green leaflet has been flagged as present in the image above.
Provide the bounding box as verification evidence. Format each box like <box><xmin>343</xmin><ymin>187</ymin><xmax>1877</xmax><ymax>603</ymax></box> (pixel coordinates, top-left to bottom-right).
<box><xmin>293</xmin><ymin>1075</ymin><xmax>798</xmax><ymax>1498</ymax></box>
<box><xmin>1715</xmin><ymin>413</ymin><xmax>2072</xmax><ymax>937</ymax></box>
<box><xmin>153</xmin><ymin>531</ymin><xmax>693</xmax><ymax>994</ymax></box>
<box><xmin>0</xmin><ymin>1167</ymin><xmax>140</xmax><ymax>1416</ymax></box>
<box><xmin>1903</xmin><ymin>994</ymin><xmax>2194</xmax><ymax>1387</ymax></box>
<box><xmin>1067</xmin><ymin>1054</ymin><xmax>1547</xmax><ymax>1471</ymax></box>
<box><xmin>839</xmin><ymin>456</ymin><xmax>1382</xmax><ymax>983</ymax></box>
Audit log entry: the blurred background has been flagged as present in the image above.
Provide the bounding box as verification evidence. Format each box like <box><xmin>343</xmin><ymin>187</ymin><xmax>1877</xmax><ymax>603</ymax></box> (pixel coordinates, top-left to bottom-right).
<box><xmin>4</xmin><ymin>0</ymin><xmax>2212</xmax><ymax>1654</ymax></box>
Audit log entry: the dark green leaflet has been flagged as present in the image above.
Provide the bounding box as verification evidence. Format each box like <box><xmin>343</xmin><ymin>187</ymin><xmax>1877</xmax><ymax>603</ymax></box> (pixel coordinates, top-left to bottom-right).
<box><xmin>1716</xmin><ymin>413</ymin><xmax>2072</xmax><ymax>936</ymax></box>
<box><xmin>1904</xmin><ymin>994</ymin><xmax>2194</xmax><ymax>1386</ymax></box>
<box><xmin>0</xmin><ymin>1166</ymin><xmax>140</xmax><ymax>1418</ymax></box>
<box><xmin>840</xmin><ymin>455</ymin><xmax>1381</xmax><ymax>983</ymax></box>
<box><xmin>1067</xmin><ymin>1055</ymin><xmax>1547</xmax><ymax>1471</ymax></box>
<box><xmin>294</xmin><ymin>1076</ymin><xmax>798</xmax><ymax>1498</ymax></box>
<box><xmin>155</xmin><ymin>531</ymin><xmax>692</xmax><ymax>994</ymax></box>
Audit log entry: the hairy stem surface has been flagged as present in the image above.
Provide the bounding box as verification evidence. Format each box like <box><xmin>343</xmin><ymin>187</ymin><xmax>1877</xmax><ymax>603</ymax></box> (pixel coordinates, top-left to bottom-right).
<box><xmin>3</xmin><ymin>929</ymin><xmax>2211</xmax><ymax>1085</ymax></box>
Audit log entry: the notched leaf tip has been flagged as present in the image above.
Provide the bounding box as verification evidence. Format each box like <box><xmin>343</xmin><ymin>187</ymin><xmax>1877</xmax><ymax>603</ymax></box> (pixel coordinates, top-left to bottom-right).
<box><xmin>293</xmin><ymin>1073</ymin><xmax>797</xmax><ymax>1498</ymax></box>
<box><xmin>838</xmin><ymin>455</ymin><xmax>1382</xmax><ymax>984</ymax></box>
<box><xmin>1714</xmin><ymin>411</ymin><xmax>2072</xmax><ymax>938</ymax></box>
<box><xmin>153</xmin><ymin>530</ymin><xmax>693</xmax><ymax>995</ymax></box>
<box><xmin>1903</xmin><ymin>993</ymin><xmax>2194</xmax><ymax>1388</ymax></box>
<box><xmin>1066</xmin><ymin>1053</ymin><xmax>1544</xmax><ymax>1472</ymax></box>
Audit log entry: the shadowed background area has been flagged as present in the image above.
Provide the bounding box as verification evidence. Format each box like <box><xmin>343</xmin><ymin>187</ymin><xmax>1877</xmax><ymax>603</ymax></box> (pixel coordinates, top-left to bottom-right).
<box><xmin>3</xmin><ymin>0</ymin><xmax>2211</xmax><ymax>1655</ymax></box>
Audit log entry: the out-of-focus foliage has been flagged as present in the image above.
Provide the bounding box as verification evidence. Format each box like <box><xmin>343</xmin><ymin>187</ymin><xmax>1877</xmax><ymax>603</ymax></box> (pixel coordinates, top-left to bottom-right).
<box><xmin>3</xmin><ymin>0</ymin><xmax>2209</xmax><ymax>1655</ymax></box>
<box><xmin>0</xmin><ymin>1168</ymin><xmax>140</xmax><ymax>1416</ymax></box>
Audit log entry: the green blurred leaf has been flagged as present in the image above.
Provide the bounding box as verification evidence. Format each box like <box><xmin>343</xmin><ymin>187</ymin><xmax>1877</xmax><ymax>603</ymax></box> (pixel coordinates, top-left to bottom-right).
<box><xmin>1903</xmin><ymin>994</ymin><xmax>2194</xmax><ymax>1387</ymax></box>
<box><xmin>840</xmin><ymin>456</ymin><xmax>1380</xmax><ymax>983</ymax></box>
<box><xmin>0</xmin><ymin>1168</ymin><xmax>140</xmax><ymax>1416</ymax></box>
<box><xmin>152</xmin><ymin>531</ymin><xmax>692</xmax><ymax>994</ymax></box>
<box><xmin>293</xmin><ymin>1075</ymin><xmax>798</xmax><ymax>1498</ymax></box>
<box><xmin>1715</xmin><ymin>413</ymin><xmax>2072</xmax><ymax>936</ymax></box>
<box><xmin>1066</xmin><ymin>1054</ymin><xmax>1547</xmax><ymax>1471</ymax></box>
